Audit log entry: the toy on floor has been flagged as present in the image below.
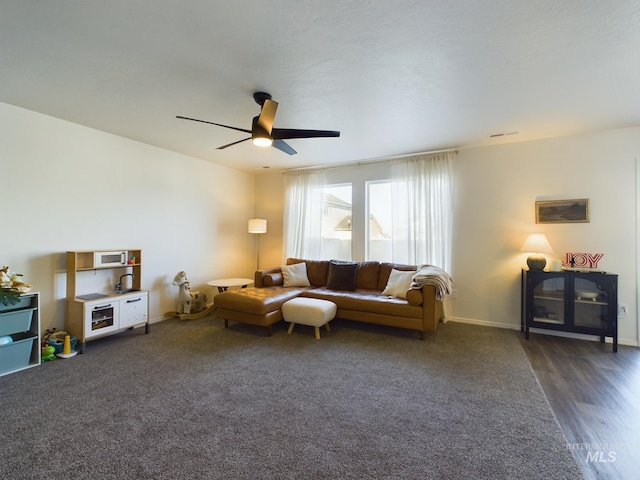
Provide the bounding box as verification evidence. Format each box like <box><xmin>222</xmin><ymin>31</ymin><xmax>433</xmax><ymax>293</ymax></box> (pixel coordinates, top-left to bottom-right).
<box><xmin>56</xmin><ymin>334</ymin><xmax>78</xmax><ymax>358</ymax></box>
<box><xmin>41</xmin><ymin>345</ymin><xmax>55</xmax><ymax>362</ymax></box>
<box><xmin>172</xmin><ymin>271</ymin><xmax>207</xmax><ymax>314</ymax></box>
<box><xmin>42</xmin><ymin>328</ymin><xmax>58</xmax><ymax>346</ymax></box>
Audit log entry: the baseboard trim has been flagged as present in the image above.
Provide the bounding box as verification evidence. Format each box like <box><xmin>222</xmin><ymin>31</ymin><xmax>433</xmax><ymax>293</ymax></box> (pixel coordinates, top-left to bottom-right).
<box><xmin>446</xmin><ymin>316</ymin><xmax>519</xmax><ymax>331</ymax></box>
<box><xmin>446</xmin><ymin>317</ymin><xmax>639</xmax><ymax>348</ymax></box>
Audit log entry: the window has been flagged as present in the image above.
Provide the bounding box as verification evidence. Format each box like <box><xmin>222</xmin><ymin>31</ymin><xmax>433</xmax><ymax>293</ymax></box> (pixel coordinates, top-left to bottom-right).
<box><xmin>366</xmin><ymin>180</ymin><xmax>392</xmax><ymax>262</ymax></box>
<box><xmin>284</xmin><ymin>151</ymin><xmax>453</xmax><ymax>268</ymax></box>
<box><xmin>321</xmin><ymin>184</ymin><xmax>352</xmax><ymax>260</ymax></box>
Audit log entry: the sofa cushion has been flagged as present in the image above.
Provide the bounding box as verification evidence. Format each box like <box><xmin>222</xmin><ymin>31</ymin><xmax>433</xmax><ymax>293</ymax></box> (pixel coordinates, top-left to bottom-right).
<box><xmin>381</xmin><ymin>269</ymin><xmax>415</xmax><ymax>299</ymax></box>
<box><xmin>215</xmin><ymin>286</ymin><xmax>309</xmax><ymax>315</ymax></box>
<box><xmin>356</xmin><ymin>261</ymin><xmax>380</xmax><ymax>290</ymax></box>
<box><xmin>287</xmin><ymin>258</ymin><xmax>329</xmax><ymax>286</ymax></box>
<box><xmin>377</xmin><ymin>263</ymin><xmax>417</xmax><ymax>290</ymax></box>
<box><xmin>301</xmin><ymin>288</ymin><xmax>422</xmax><ymax>318</ymax></box>
<box><xmin>281</xmin><ymin>262</ymin><xmax>311</xmax><ymax>287</ymax></box>
<box><xmin>326</xmin><ymin>260</ymin><xmax>358</xmax><ymax>291</ymax></box>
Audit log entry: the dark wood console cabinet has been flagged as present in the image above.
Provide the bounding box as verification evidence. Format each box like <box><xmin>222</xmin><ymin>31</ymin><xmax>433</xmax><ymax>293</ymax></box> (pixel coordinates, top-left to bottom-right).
<box><xmin>521</xmin><ymin>269</ymin><xmax>618</xmax><ymax>352</ymax></box>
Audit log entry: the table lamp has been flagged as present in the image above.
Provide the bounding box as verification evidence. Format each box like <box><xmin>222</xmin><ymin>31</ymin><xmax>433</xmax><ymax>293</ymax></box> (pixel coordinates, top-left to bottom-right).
<box><xmin>521</xmin><ymin>233</ymin><xmax>553</xmax><ymax>270</ymax></box>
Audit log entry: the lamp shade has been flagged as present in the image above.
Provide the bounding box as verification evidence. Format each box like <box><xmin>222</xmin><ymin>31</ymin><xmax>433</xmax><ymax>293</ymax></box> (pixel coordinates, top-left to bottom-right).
<box><xmin>521</xmin><ymin>233</ymin><xmax>553</xmax><ymax>270</ymax></box>
<box><xmin>248</xmin><ymin>218</ymin><xmax>267</xmax><ymax>234</ymax></box>
<box><xmin>521</xmin><ymin>234</ymin><xmax>553</xmax><ymax>254</ymax></box>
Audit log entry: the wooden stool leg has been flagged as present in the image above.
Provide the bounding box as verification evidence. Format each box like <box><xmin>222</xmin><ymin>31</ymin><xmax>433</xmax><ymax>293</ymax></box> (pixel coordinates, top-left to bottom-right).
<box><xmin>288</xmin><ymin>322</ymin><xmax>295</xmax><ymax>334</ymax></box>
<box><xmin>224</xmin><ymin>319</ymin><xmax>229</xmax><ymax>328</ymax></box>
<box><xmin>325</xmin><ymin>322</ymin><xmax>331</xmax><ymax>332</ymax></box>
<box><xmin>314</xmin><ymin>326</ymin><xmax>320</xmax><ymax>340</ymax></box>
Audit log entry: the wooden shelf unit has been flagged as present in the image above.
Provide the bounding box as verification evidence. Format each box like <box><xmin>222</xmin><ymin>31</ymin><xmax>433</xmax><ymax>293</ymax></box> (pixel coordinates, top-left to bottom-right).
<box><xmin>66</xmin><ymin>249</ymin><xmax>142</xmax><ymax>299</ymax></box>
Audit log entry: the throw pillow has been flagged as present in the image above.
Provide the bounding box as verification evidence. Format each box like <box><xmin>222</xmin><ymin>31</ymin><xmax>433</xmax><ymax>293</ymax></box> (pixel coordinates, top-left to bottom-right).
<box><xmin>281</xmin><ymin>262</ymin><xmax>311</xmax><ymax>287</ymax></box>
<box><xmin>381</xmin><ymin>269</ymin><xmax>415</xmax><ymax>299</ymax></box>
<box><xmin>326</xmin><ymin>260</ymin><xmax>358</xmax><ymax>291</ymax></box>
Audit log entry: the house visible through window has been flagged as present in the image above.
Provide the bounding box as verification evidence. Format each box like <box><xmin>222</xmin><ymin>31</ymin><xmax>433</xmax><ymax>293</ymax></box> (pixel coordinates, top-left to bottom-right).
<box><xmin>366</xmin><ymin>180</ymin><xmax>392</xmax><ymax>262</ymax></box>
<box><xmin>321</xmin><ymin>184</ymin><xmax>352</xmax><ymax>260</ymax></box>
<box><xmin>320</xmin><ymin>181</ymin><xmax>394</xmax><ymax>262</ymax></box>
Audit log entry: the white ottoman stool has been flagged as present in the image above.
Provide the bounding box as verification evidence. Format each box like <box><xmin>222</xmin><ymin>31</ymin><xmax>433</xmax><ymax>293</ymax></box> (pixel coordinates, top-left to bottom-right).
<box><xmin>282</xmin><ymin>298</ymin><xmax>337</xmax><ymax>340</ymax></box>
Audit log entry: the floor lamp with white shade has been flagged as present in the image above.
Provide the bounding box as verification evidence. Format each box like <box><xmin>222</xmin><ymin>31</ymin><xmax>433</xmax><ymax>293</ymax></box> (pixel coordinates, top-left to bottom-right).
<box><xmin>248</xmin><ymin>218</ymin><xmax>267</xmax><ymax>270</ymax></box>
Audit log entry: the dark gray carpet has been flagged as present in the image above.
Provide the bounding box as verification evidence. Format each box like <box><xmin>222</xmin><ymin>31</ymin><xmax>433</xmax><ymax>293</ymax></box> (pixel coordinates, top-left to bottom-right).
<box><xmin>0</xmin><ymin>317</ymin><xmax>582</xmax><ymax>479</ymax></box>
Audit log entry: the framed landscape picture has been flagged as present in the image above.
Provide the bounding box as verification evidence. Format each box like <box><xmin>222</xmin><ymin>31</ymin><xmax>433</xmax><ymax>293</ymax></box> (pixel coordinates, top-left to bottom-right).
<box><xmin>535</xmin><ymin>199</ymin><xmax>589</xmax><ymax>224</ymax></box>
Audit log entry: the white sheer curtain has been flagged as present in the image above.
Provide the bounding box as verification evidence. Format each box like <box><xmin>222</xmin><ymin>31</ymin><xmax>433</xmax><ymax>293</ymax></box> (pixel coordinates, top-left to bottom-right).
<box><xmin>283</xmin><ymin>169</ymin><xmax>325</xmax><ymax>260</ymax></box>
<box><xmin>390</xmin><ymin>151</ymin><xmax>455</xmax><ymax>273</ymax></box>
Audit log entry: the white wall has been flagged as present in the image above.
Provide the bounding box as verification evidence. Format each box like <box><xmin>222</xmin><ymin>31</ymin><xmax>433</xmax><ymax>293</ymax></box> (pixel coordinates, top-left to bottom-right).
<box><xmin>452</xmin><ymin>127</ymin><xmax>639</xmax><ymax>346</ymax></box>
<box><xmin>256</xmin><ymin>126</ymin><xmax>640</xmax><ymax>347</ymax></box>
<box><xmin>255</xmin><ymin>172</ymin><xmax>286</xmax><ymax>269</ymax></box>
<box><xmin>0</xmin><ymin>102</ymin><xmax>257</xmax><ymax>331</ymax></box>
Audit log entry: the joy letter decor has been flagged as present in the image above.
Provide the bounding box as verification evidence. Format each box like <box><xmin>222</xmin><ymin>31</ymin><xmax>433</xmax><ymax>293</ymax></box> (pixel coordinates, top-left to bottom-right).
<box><xmin>562</xmin><ymin>253</ymin><xmax>603</xmax><ymax>269</ymax></box>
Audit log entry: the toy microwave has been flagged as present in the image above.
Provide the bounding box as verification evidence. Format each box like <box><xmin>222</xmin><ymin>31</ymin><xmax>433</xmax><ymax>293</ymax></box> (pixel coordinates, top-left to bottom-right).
<box><xmin>94</xmin><ymin>251</ymin><xmax>127</xmax><ymax>268</ymax></box>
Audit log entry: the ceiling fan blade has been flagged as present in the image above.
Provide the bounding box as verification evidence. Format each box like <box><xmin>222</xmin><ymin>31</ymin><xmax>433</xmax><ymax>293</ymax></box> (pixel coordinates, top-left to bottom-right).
<box><xmin>271</xmin><ymin>128</ymin><xmax>341</xmax><ymax>140</ymax></box>
<box><xmin>272</xmin><ymin>139</ymin><xmax>297</xmax><ymax>155</ymax></box>
<box><xmin>177</xmin><ymin>116</ymin><xmax>251</xmax><ymax>134</ymax></box>
<box><xmin>256</xmin><ymin>99</ymin><xmax>278</xmax><ymax>134</ymax></box>
<box><xmin>216</xmin><ymin>137</ymin><xmax>251</xmax><ymax>150</ymax></box>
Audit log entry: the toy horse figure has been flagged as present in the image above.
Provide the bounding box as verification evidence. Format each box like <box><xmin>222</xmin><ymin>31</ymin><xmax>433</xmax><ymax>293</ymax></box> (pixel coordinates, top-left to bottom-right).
<box><xmin>172</xmin><ymin>271</ymin><xmax>207</xmax><ymax>315</ymax></box>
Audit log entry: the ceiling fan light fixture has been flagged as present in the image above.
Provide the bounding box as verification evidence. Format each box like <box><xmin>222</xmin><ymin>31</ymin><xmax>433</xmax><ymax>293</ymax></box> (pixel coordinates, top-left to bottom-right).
<box><xmin>177</xmin><ymin>91</ymin><xmax>340</xmax><ymax>155</ymax></box>
<box><xmin>252</xmin><ymin>136</ymin><xmax>273</xmax><ymax>147</ymax></box>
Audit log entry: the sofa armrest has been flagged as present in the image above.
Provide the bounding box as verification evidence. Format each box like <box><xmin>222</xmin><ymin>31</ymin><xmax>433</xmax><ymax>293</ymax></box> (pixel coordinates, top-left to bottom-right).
<box><xmin>255</xmin><ymin>267</ymin><xmax>284</xmax><ymax>288</ymax></box>
<box><xmin>406</xmin><ymin>287</ymin><xmax>423</xmax><ymax>306</ymax></box>
<box><xmin>420</xmin><ymin>284</ymin><xmax>443</xmax><ymax>332</ymax></box>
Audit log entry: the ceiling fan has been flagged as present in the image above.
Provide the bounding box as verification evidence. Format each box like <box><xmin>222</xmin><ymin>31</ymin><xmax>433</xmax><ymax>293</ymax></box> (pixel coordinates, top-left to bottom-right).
<box><xmin>177</xmin><ymin>92</ymin><xmax>340</xmax><ymax>155</ymax></box>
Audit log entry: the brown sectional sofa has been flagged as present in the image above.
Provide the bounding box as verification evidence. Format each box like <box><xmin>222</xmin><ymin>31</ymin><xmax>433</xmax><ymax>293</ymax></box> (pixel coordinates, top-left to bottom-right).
<box><xmin>214</xmin><ymin>258</ymin><xmax>445</xmax><ymax>339</ymax></box>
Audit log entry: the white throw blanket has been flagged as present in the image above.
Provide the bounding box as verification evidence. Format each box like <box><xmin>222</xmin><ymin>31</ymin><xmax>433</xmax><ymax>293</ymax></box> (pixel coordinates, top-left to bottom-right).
<box><xmin>411</xmin><ymin>265</ymin><xmax>453</xmax><ymax>301</ymax></box>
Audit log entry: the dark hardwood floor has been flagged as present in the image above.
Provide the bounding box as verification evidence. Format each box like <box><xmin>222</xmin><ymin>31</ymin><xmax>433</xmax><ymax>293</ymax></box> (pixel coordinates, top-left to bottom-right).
<box><xmin>520</xmin><ymin>332</ymin><xmax>640</xmax><ymax>480</ymax></box>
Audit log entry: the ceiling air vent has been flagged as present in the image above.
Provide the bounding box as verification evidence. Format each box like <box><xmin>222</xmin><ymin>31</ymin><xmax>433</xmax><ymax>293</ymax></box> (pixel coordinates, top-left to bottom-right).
<box><xmin>489</xmin><ymin>131</ymin><xmax>519</xmax><ymax>138</ymax></box>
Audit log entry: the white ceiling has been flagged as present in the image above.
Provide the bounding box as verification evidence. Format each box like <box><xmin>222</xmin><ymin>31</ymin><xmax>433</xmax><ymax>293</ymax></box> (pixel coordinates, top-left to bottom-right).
<box><xmin>1</xmin><ymin>1</ymin><xmax>639</xmax><ymax>172</ymax></box>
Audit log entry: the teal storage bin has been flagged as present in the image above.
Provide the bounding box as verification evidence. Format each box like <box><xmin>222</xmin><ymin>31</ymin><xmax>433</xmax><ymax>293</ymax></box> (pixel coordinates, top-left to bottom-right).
<box><xmin>0</xmin><ymin>295</ymin><xmax>33</xmax><ymax>312</ymax></box>
<box><xmin>0</xmin><ymin>333</ymin><xmax>36</xmax><ymax>375</ymax></box>
<box><xmin>0</xmin><ymin>308</ymin><xmax>35</xmax><ymax>336</ymax></box>
<box><xmin>47</xmin><ymin>336</ymin><xmax>78</xmax><ymax>354</ymax></box>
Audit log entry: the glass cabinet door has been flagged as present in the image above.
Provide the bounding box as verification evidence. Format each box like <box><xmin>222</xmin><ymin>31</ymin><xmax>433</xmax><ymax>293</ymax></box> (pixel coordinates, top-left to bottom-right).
<box><xmin>531</xmin><ymin>276</ymin><xmax>565</xmax><ymax>325</ymax></box>
<box><xmin>523</xmin><ymin>270</ymin><xmax>618</xmax><ymax>351</ymax></box>
<box><xmin>573</xmin><ymin>276</ymin><xmax>609</xmax><ymax>329</ymax></box>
